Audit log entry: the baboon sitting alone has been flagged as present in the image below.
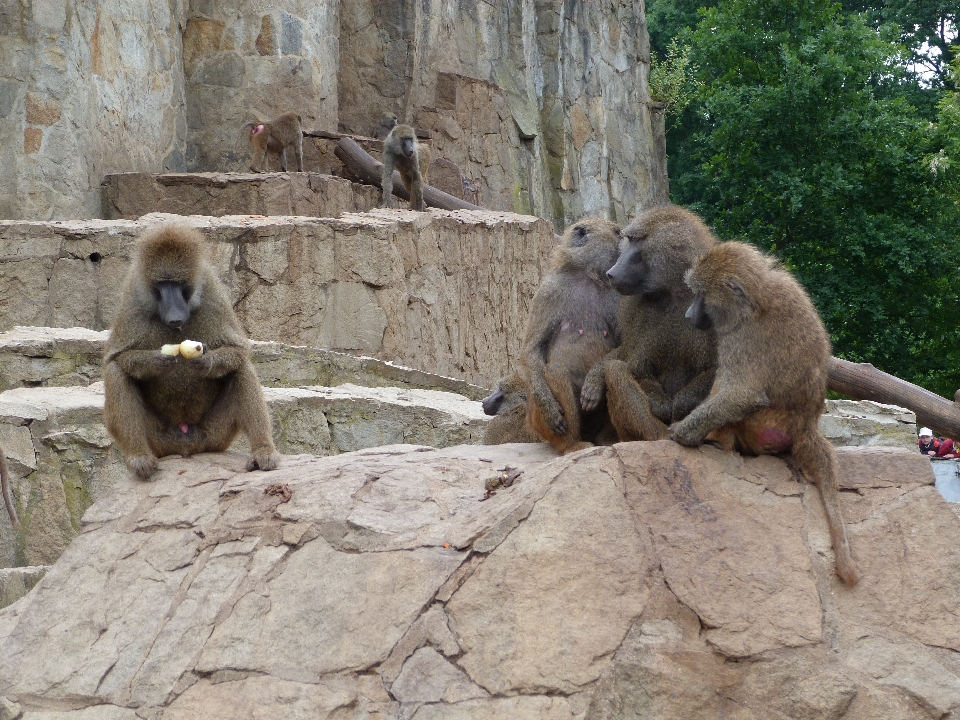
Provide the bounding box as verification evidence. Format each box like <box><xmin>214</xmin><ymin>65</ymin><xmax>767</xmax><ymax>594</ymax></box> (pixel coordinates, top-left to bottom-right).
<box><xmin>372</xmin><ymin>113</ymin><xmax>398</xmax><ymax>139</ymax></box>
<box><xmin>480</xmin><ymin>373</ymin><xmax>540</xmax><ymax>445</ymax></box>
<box><xmin>580</xmin><ymin>205</ymin><xmax>718</xmax><ymax>441</ymax></box>
<box><xmin>241</xmin><ymin>111</ymin><xmax>303</xmax><ymax>173</ymax></box>
<box><xmin>381</xmin><ymin>124</ymin><xmax>430</xmax><ymax>211</ymax></box>
<box><xmin>521</xmin><ymin>218</ymin><xmax>622</xmax><ymax>453</ymax></box>
<box><xmin>103</xmin><ymin>223</ymin><xmax>281</xmax><ymax>480</ymax></box>
<box><xmin>671</xmin><ymin>241</ymin><xmax>859</xmax><ymax>586</ymax></box>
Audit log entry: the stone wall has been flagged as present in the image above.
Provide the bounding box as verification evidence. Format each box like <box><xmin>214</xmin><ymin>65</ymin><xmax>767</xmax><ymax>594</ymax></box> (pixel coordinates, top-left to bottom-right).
<box><xmin>0</xmin><ymin>211</ymin><xmax>555</xmax><ymax>386</ymax></box>
<box><xmin>0</xmin><ymin>0</ymin><xmax>188</xmax><ymax>220</ymax></box>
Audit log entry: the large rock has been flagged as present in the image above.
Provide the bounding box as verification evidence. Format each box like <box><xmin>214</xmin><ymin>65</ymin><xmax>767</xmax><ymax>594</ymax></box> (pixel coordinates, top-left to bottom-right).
<box><xmin>0</xmin><ymin>211</ymin><xmax>555</xmax><ymax>386</ymax></box>
<box><xmin>0</xmin><ymin>381</ymin><xmax>487</xmax><ymax>568</ymax></box>
<box><xmin>0</xmin><ymin>441</ymin><xmax>956</xmax><ymax>718</ymax></box>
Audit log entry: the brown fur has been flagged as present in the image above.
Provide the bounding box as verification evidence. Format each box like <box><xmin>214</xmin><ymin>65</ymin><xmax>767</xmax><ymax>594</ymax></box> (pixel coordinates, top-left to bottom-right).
<box><xmin>521</xmin><ymin>219</ymin><xmax>622</xmax><ymax>453</ymax></box>
<box><xmin>372</xmin><ymin>113</ymin><xmax>398</xmax><ymax>139</ymax></box>
<box><xmin>480</xmin><ymin>373</ymin><xmax>540</xmax><ymax>445</ymax></box>
<box><xmin>1</xmin><ymin>449</ymin><xmax>20</xmax><ymax>531</ymax></box>
<box><xmin>103</xmin><ymin>224</ymin><xmax>281</xmax><ymax>480</ymax></box>
<box><xmin>671</xmin><ymin>241</ymin><xmax>859</xmax><ymax>586</ymax></box>
<box><xmin>581</xmin><ymin>205</ymin><xmax>718</xmax><ymax>441</ymax></box>
<box><xmin>241</xmin><ymin>111</ymin><xmax>303</xmax><ymax>173</ymax></box>
<box><xmin>381</xmin><ymin>124</ymin><xmax>431</xmax><ymax>211</ymax></box>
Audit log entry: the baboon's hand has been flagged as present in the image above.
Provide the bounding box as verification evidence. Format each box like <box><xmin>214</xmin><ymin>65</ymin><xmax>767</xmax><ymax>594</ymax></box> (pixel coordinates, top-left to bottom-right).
<box><xmin>535</xmin><ymin>390</ymin><xmax>568</xmax><ymax>436</ymax></box>
<box><xmin>127</xmin><ymin>454</ymin><xmax>159</xmax><ymax>480</ymax></box>
<box><xmin>152</xmin><ymin>352</ymin><xmax>179</xmax><ymax>373</ymax></box>
<box><xmin>580</xmin><ymin>370</ymin><xmax>605</xmax><ymax>412</ymax></box>
<box><xmin>248</xmin><ymin>447</ymin><xmax>281</xmax><ymax>472</ymax></box>
<box><xmin>669</xmin><ymin>420</ymin><xmax>705</xmax><ymax>447</ymax></box>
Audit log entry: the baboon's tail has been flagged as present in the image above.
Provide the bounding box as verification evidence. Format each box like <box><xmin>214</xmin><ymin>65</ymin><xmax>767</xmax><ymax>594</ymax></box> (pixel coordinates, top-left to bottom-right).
<box><xmin>793</xmin><ymin>430</ymin><xmax>859</xmax><ymax>586</ymax></box>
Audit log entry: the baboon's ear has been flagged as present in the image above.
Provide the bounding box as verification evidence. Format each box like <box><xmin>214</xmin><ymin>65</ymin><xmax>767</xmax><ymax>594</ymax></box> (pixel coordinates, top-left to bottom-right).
<box><xmin>571</xmin><ymin>225</ymin><xmax>589</xmax><ymax>247</ymax></box>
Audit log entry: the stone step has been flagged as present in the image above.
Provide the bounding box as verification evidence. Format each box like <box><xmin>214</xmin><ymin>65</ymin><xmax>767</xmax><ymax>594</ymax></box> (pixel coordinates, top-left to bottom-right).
<box><xmin>101</xmin><ymin>172</ymin><xmax>381</xmax><ymax>221</ymax></box>
<box><xmin>0</xmin><ymin>210</ymin><xmax>555</xmax><ymax>388</ymax></box>
<box><xmin>0</xmin><ymin>325</ymin><xmax>488</xmax><ymax>400</ymax></box>
<box><xmin>0</xmin><ymin>380</ymin><xmax>489</xmax><ymax>569</ymax></box>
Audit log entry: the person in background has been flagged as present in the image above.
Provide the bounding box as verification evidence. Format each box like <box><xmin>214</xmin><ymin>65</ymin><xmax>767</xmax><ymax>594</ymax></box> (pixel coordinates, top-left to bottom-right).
<box><xmin>918</xmin><ymin>427</ymin><xmax>957</xmax><ymax>458</ymax></box>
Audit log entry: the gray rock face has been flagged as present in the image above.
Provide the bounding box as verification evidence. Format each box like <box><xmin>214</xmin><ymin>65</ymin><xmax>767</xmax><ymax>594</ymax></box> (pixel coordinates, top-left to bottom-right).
<box><xmin>0</xmin><ymin>441</ymin><xmax>956</xmax><ymax>719</ymax></box>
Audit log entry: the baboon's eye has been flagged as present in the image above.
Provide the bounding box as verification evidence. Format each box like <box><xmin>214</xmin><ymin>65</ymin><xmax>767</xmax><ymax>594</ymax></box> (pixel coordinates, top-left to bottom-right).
<box><xmin>182</xmin><ymin>286</ymin><xmax>193</xmax><ymax>301</ymax></box>
<box><xmin>151</xmin><ymin>285</ymin><xmax>162</xmax><ymax>302</ymax></box>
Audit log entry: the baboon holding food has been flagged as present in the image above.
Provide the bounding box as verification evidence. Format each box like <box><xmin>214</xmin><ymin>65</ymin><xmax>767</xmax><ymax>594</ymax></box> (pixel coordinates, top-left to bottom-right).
<box><xmin>671</xmin><ymin>241</ymin><xmax>859</xmax><ymax>586</ymax></box>
<box><xmin>1</xmin><ymin>448</ymin><xmax>20</xmax><ymax>531</ymax></box>
<box><xmin>521</xmin><ymin>218</ymin><xmax>622</xmax><ymax>453</ymax></box>
<box><xmin>103</xmin><ymin>223</ymin><xmax>281</xmax><ymax>480</ymax></box>
<box><xmin>580</xmin><ymin>205</ymin><xmax>718</xmax><ymax>441</ymax></box>
<box><xmin>381</xmin><ymin>124</ymin><xmax>430</xmax><ymax>211</ymax></box>
<box><xmin>241</xmin><ymin>111</ymin><xmax>303</xmax><ymax>173</ymax></box>
<box><xmin>372</xmin><ymin>113</ymin><xmax>399</xmax><ymax>139</ymax></box>
<box><xmin>481</xmin><ymin>373</ymin><xmax>540</xmax><ymax>445</ymax></box>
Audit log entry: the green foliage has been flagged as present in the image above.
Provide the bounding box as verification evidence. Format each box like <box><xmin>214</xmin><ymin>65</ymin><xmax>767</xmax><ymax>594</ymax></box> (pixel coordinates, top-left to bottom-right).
<box><xmin>649</xmin><ymin>39</ymin><xmax>703</xmax><ymax>119</ymax></box>
<box><xmin>672</xmin><ymin>0</ymin><xmax>960</xmax><ymax>396</ymax></box>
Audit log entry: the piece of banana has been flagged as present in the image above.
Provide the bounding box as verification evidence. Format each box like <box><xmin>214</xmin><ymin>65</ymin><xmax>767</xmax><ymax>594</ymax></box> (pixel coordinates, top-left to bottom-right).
<box><xmin>179</xmin><ymin>340</ymin><xmax>204</xmax><ymax>359</ymax></box>
<box><xmin>160</xmin><ymin>344</ymin><xmax>181</xmax><ymax>356</ymax></box>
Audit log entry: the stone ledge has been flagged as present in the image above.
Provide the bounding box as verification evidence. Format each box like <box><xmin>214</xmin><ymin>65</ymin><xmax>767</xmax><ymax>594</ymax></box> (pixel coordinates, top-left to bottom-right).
<box><xmin>0</xmin><ymin>326</ymin><xmax>488</xmax><ymax>400</ymax></box>
<box><xmin>0</xmin><ymin>381</ymin><xmax>489</xmax><ymax>568</ymax></box>
<box><xmin>101</xmin><ymin>172</ymin><xmax>382</xmax><ymax>220</ymax></box>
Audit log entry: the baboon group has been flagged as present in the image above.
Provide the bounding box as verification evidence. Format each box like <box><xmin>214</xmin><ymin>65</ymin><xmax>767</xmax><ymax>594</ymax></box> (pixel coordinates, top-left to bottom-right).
<box><xmin>482</xmin><ymin>205</ymin><xmax>859</xmax><ymax>586</ymax></box>
<box><xmin>241</xmin><ymin>111</ymin><xmax>430</xmax><ymax>212</ymax></box>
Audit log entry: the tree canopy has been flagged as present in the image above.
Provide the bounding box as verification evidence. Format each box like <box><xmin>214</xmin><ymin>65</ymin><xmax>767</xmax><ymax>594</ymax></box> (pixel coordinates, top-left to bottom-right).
<box><xmin>656</xmin><ymin>0</ymin><xmax>960</xmax><ymax>397</ymax></box>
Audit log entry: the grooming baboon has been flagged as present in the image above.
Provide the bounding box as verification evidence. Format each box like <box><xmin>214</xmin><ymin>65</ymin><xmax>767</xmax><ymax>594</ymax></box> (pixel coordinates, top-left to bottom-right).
<box><xmin>372</xmin><ymin>113</ymin><xmax>398</xmax><ymax>139</ymax></box>
<box><xmin>241</xmin><ymin>111</ymin><xmax>303</xmax><ymax>173</ymax></box>
<box><xmin>671</xmin><ymin>241</ymin><xmax>859</xmax><ymax>586</ymax></box>
<box><xmin>481</xmin><ymin>373</ymin><xmax>539</xmax><ymax>445</ymax></box>
<box><xmin>103</xmin><ymin>223</ymin><xmax>281</xmax><ymax>480</ymax></box>
<box><xmin>381</xmin><ymin>124</ymin><xmax>430</xmax><ymax>211</ymax></box>
<box><xmin>521</xmin><ymin>219</ymin><xmax>622</xmax><ymax>453</ymax></box>
<box><xmin>580</xmin><ymin>205</ymin><xmax>718</xmax><ymax>441</ymax></box>
<box><xmin>1</xmin><ymin>448</ymin><xmax>20</xmax><ymax>531</ymax></box>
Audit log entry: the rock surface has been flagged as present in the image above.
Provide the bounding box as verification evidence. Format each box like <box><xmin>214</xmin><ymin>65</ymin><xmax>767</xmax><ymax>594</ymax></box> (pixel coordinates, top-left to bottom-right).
<box><xmin>1</xmin><ymin>441</ymin><xmax>956</xmax><ymax>719</ymax></box>
<box><xmin>0</xmin><ymin>210</ymin><xmax>555</xmax><ymax>386</ymax></box>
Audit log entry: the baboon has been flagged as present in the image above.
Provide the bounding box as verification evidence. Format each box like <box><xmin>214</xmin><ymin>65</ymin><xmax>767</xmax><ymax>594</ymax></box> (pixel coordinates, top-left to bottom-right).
<box><xmin>580</xmin><ymin>205</ymin><xmax>718</xmax><ymax>441</ymax></box>
<box><xmin>521</xmin><ymin>218</ymin><xmax>622</xmax><ymax>453</ymax></box>
<box><xmin>1</xmin><ymin>449</ymin><xmax>20</xmax><ymax>531</ymax></box>
<box><xmin>671</xmin><ymin>241</ymin><xmax>859</xmax><ymax>586</ymax></box>
<box><xmin>381</xmin><ymin>124</ymin><xmax>430</xmax><ymax>211</ymax></box>
<box><xmin>241</xmin><ymin>111</ymin><xmax>303</xmax><ymax>173</ymax></box>
<box><xmin>103</xmin><ymin>223</ymin><xmax>281</xmax><ymax>481</ymax></box>
<box><xmin>372</xmin><ymin>113</ymin><xmax>398</xmax><ymax>139</ymax></box>
<box><xmin>481</xmin><ymin>373</ymin><xmax>540</xmax><ymax>445</ymax></box>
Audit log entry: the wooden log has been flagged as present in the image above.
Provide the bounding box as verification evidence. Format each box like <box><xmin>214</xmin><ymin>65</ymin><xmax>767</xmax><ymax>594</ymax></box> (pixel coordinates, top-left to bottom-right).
<box><xmin>828</xmin><ymin>356</ymin><xmax>960</xmax><ymax>439</ymax></box>
<box><xmin>334</xmin><ymin>136</ymin><xmax>483</xmax><ymax>212</ymax></box>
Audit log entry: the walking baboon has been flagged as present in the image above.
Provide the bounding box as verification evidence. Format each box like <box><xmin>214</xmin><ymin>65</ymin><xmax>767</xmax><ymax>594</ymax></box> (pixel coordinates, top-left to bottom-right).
<box><xmin>481</xmin><ymin>373</ymin><xmax>540</xmax><ymax>445</ymax></box>
<box><xmin>521</xmin><ymin>219</ymin><xmax>622</xmax><ymax>453</ymax></box>
<box><xmin>103</xmin><ymin>223</ymin><xmax>281</xmax><ymax>480</ymax></box>
<box><xmin>580</xmin><ymin>205</ymin><xmax>718</xmax><ymax>441</ymax></box>
<box><xmin>372</xmin><ymin>113</ymin><xmax>398</xmax><ymax>139</ymax></box>
<box><xmin>241</xmin><ymin>111</ymin><xmax>303</xmax><ymax>173</ymax></box>
<box><xmin>1</xmin><ymin>448</ymin><xmax>20</xmax><ymax>531</ymax></box>
<box><xmin>671</xmin><ymin>241</ymin><xmax>859</xmax><ymax>586</ymax></box>
<box><xmin>381</xmin><ymin>124</ymin><xmax>430</xmax><ymax>211</ymax></box>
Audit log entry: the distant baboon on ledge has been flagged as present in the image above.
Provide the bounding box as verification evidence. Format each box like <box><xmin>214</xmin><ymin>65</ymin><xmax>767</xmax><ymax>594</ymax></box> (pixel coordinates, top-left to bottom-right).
<box><xmin>522</xmin><ymin>218</ymin><xmax>622</xmax><ymax>453</ymax></box>
<box><xmin>381</xmin><ymin>124</ymin><xmax>430</xmax><ymax>211</ymax></box>
<box><xmin>581</xmin><ymin>205</ymin><xmax>718</xmax><ymax>441</ymax></box>
<box><xmin>103</xmin><ymin>224</ymin><xmax>281</xmax><ymax>480</ymax></box>
<box><xmin>672</xmin><ymin>240</ymin><xmax>859</xmax><ymax>586</ymax></box>
<box><xmin>372</xmin><ymin>113</ymin><xmax>398</xmax><ymax>139</ymax></box>
<box><xmin>241</xmin><ymin>111</ymin><xmax>303</xmax><ymax>173</ymax></box>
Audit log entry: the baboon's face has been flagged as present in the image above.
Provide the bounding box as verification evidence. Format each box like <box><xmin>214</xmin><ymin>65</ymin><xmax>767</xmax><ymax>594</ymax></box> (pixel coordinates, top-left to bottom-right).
<box><xmin>605</xmin><ymin>220</ymin><xmax>666</xmax><ymax>295</ymax></box>
<box><xmin>153</xmin><ymin>281</ymin><xmax>194</xmax><ymax>329</ymax></box>
<box><xmin>400</xmin><ymin>136</ymin><xmax>416</xmax><ymax>157</ymax></box>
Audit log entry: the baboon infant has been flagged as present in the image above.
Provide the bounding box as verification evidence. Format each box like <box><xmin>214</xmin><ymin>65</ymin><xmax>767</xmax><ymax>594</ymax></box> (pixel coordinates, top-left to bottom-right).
<box><xmin>580</xmin><ymin>205</ymin><xmax>718</xmax><ymax>441</ymax></box>
<box><xmin>241</xmin><ymin>111</ymin><xmax>303</xmax><ymax>173</ymax></box>
<box><xmin>381</xmin><ymin>124</ymin><xmax>430</xmax><ymax>211</ymax></box>
<box><xmin>103</xmin><ymin>223</ymin><xmax>281</xmax><ymax>480</ymax></box>
<box><xmin>521</xmin><ymin>219</ymin><xmax>622</xmax><ymax>453</ymax></box>
<box><xmin>480</xmin><ymin>373</ymin><xmax>540</xmax><ymax>445</ymax></box>
<box><xmin>671</xmin><ymin>241</ymin><xmax>859</xmax><ymax>586</ymax></box>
